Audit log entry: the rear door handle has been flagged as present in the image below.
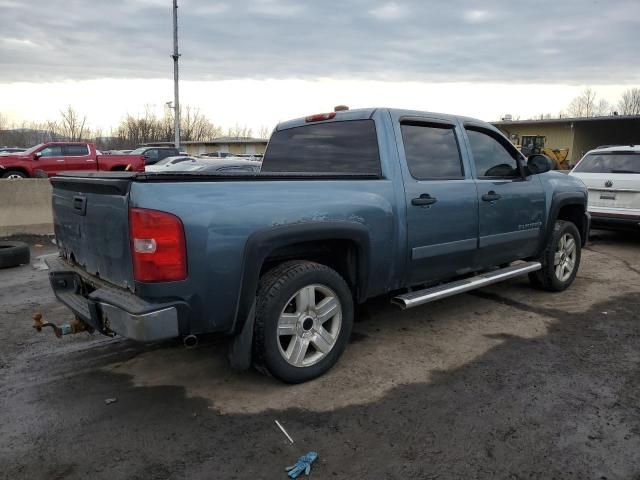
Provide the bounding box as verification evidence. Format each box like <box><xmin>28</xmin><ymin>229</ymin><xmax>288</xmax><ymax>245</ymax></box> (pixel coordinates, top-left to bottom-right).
<box><xmin>412</xmin><ymin>194</ymin><xmax>438</xmax><ymax>206</ymax></box>
<box><xmin>482</xmin><ymin>191</ymin><xmax>501</xmax><ymax>202</ymax></box>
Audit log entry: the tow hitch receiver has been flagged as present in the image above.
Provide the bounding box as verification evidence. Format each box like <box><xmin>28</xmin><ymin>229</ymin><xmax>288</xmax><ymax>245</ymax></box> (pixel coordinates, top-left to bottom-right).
<box><xmin>32</xmin><ymin>313</ymin><xmax>94</xmax><ymax>338</ymax></box>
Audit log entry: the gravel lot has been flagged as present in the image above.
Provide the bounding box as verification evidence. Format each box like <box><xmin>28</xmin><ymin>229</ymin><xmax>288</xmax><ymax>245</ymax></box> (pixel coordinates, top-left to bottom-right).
<box><xmin>1</xmin><ymin>231</ymin><xmax>640</xmax><ymax>479</ymax></box>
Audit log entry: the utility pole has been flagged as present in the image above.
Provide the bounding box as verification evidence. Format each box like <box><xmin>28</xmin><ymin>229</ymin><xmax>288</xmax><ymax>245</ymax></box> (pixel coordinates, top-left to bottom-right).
<box><xmin>172</xmin><ymin>0</ymin><xmax>180</xmax><ymax>149</ymax></box>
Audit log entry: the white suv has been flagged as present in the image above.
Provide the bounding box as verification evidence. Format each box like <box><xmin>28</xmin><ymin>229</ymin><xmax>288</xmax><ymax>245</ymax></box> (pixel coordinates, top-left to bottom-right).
<box><xmin>569</xmin><ymin>146</ymin><xmax>640</xmax><ymax>230</ymax></box>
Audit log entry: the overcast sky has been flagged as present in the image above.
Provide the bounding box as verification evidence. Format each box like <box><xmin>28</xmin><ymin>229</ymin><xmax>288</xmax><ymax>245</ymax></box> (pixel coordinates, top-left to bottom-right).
<box><xmin>1</xmin><ymin>0</ymin><xmax>638</xmax><ymax>131</ymax></box>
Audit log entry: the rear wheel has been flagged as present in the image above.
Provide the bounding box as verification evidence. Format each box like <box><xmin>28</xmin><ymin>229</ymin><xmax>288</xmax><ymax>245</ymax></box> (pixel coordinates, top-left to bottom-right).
<box><xmin>253</xmin><ymin>261</ymin><xmax>353</xmax><ymax>383</ymax></box>
<box><xmin>1</xmin><ymin>170</ymin><xmax>27</xmax><ymax>179</ymax></box>
<box><xmin>529</xmin><ymin>220</ymin><xmax>581</xmax><ymax>291</ymax></box>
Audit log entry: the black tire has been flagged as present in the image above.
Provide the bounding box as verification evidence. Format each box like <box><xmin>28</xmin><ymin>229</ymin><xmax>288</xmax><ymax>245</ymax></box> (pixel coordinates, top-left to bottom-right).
<box><xmin>1</xmin><ymin>170</ymin><xmax>27</xmax><ymax>179</ymax></box>
<box><xmin>529</xmin><ymin>220</ymin><xmax>581</xmax><ymax>292</ymax></box>
<box><xmin>253</xmin><ymin>260</ymin><xmax>354</xmax><ymax>383</ymax></box>
<box><xmin>0</xmin><ymin>241</ymin><xmax>31</xmax><ymax>269</ymax></box>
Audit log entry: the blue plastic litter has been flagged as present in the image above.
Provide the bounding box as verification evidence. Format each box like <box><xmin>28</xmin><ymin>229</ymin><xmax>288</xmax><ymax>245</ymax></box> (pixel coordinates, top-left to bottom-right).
<box><xmin>285</xmin><ymin>451</ymin><xmax>318</xmax><ymax>478</ymax></box>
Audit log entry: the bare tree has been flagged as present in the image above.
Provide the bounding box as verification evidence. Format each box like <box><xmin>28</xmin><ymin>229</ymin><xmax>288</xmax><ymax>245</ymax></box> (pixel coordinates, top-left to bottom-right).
<box><xmin>2</xmin><ymin>104</ymin><xmax>227</xmax><ymax>150</ymax></box>
<box><xmin>113</xmin><ymin>104</ymin><xmax>222</xmax><ymax>148</ymax></box>
<box><xmin>0</xmin><ymin>119</ymin><xmax>58</xmax><ymax>146</ymax></box>
<box><xmin>257</xmin><ymin>125</ymin><xmax>272</xmax><ymax>140</ymax></box>
<box><xmin>594</xmin><ymin>98</ymin><xmax>612</xmax><ymax>116</ymax></box>
<box><xmin>227</xmin><ymin>124</ymin><xmax>253</xmax><ymax>138</ymax></box>
<box><xmin>180</xmin><ymin>106</ymin><xmax>222</xmax><ymax>141</ymax></box>
<box><xmin>116</xmin><ymin>110</ymin><xmax>162</xmax><ymax>147</ymax></box>
<box><xmin>566</xmin><ymin>88</ymin><xmax>598</xmax><ymax>117</ymax></box>
<box><xmin>617</xmin><ymin>88</ymin><xmax>640</xmax><ymax>115</ymax></box>
<box><xmin>56</xmin><ymin>105</ymin><xmax>88</xmax><ymax>141</ymax></box>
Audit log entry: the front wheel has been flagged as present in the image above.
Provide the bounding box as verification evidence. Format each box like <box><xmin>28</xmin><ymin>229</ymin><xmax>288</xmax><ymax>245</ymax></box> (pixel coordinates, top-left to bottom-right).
<box><xmin>529</xmin><ymin>220</ymin><xmax>581</xmax><ymax>291</ymax></box>
<box><xmin>1</xmin><ymin>170</ymin><xmax>27</xmax><ymax>179</ymax></box>
<box><xmin>253</xmin><ymin>261</ymin><xmax>354</xmax><ymax>383</ymax></box>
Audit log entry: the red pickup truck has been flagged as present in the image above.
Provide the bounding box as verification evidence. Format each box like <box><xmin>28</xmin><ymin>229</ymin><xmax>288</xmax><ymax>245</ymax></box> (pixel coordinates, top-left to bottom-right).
<box><xmin>0</xmin><ymin>142</ymin><xmax>145</xmax><ymax>178</ymax></box>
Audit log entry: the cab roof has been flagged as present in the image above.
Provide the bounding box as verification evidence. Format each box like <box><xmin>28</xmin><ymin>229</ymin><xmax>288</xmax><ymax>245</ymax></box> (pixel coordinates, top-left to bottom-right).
<box><xmin>275</xmin><ymin>107</ymin><xmax>496</xmax><ymax>132</ymax></box>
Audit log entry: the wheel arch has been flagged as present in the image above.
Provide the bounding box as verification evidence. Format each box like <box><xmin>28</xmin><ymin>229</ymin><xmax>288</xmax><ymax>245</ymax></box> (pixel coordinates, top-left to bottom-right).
<box><xmin>232</xmin><ymin>221</ymin><xmax>371</xmax><ymax>335</ymax></box>
<box><xmin>1</xmin><ymin>167</ymin><xmax>30</xmax><ymax>178</ymax></box>
<box><xmin>540</xmin><ymin>192</ymin><xmax>589</xmax><ymax>254</ymax></box>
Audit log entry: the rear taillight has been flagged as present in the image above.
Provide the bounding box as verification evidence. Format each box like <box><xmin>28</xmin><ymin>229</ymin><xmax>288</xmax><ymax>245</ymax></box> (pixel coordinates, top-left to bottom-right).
<box><xmin>129</xmin><ymin>208</ymin><xmax>187</xmax><ymax>282</ymax></box>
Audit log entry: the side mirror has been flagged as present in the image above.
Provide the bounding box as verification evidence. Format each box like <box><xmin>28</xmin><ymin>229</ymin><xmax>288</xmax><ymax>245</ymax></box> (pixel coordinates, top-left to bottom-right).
<box><xmin>34</xmin><ymin>151</ymin><xmax>42</xmax><ymax>160</ymax></box>
<box><xmin>527</xmin><ymin>154</ymin><xmax>553</xmax><ymax>175</ymax></box>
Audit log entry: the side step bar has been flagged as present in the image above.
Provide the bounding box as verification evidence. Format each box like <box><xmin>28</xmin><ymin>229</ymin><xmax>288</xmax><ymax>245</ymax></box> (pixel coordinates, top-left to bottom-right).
<box><xmin>392</xmin><ymin>261</ymin><xmax>542</xmax><ymax>310</ymax></box>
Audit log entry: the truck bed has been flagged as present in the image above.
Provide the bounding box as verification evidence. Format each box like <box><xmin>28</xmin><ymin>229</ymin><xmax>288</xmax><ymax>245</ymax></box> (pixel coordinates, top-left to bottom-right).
<box><xmin>50</xmin><ymin>170</ymin><xmax>399</xmax><ymax>335</ymax></box>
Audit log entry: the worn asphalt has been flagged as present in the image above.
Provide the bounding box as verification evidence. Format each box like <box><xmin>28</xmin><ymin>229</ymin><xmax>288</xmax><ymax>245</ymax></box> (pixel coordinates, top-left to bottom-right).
<box><xmin>1</xmin><ymin>231</ymin><xmax>639</xmax><ymax>479</ymax></box>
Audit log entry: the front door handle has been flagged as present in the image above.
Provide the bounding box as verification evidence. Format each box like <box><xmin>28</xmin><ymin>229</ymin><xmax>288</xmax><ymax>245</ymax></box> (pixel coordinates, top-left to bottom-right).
<box><xmin>482</xmin><ymin>191</ymin><xmax>501</xmax><ymax>202</ymax></box>
<box><xmin>412</xmin><ymin>194</ymin><xmax>438</xmax><ymax>206</ymax></box>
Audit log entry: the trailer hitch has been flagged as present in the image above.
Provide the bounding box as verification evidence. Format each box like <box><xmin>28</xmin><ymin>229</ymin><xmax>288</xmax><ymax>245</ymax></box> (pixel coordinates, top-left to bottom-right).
<box><xmin>32</xmin><ymin>313</ymin><xmax>94</xmax><ymax>338</ymax></box>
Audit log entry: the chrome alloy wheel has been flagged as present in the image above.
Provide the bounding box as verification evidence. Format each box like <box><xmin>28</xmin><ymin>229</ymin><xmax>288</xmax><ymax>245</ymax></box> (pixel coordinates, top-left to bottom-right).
<box><xmin>554</xmin><ymin>233</ymin><xmax>577</xmax><ymax>282</ymax></box>
<box><xmin>6</xmin><ymin>174</ymin><xmax>23</xmax><ymax>179</ymax></box>
<box><xmin>277</xmin><ymin>284</ymin><xmax>342</xmax><ymax>368</ymax></box>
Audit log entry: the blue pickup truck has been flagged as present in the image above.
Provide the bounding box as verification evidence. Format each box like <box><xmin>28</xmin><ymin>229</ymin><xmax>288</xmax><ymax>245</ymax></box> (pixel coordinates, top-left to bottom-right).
<box><xmin>46</xmin><ymin>108</ymin><xmax>590</xmax><ymax>383</ymax></box>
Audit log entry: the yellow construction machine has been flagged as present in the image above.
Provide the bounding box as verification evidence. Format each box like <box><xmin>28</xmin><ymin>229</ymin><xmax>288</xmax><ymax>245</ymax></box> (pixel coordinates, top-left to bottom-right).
<box><xmin>514</xmin><ymin>135</ymin><xmax>570</xmax><ymax>170</ymax></box>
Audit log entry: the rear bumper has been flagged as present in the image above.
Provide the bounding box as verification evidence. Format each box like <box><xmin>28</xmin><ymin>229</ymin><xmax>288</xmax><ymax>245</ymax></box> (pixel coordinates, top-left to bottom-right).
<box><xmin>589</xmin><ymin>210</ymin><xmax>640</xmax><ymax>230</ymax></box>
<box><xmin>46</xmin><ymin>255</ymin><xmax>184</xmax><ymax>341</ymax></box>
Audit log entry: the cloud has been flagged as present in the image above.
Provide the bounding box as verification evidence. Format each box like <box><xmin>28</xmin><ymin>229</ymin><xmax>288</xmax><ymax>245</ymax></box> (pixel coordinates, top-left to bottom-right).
<box><xmin>248</xmin><ymin>0</ymin><xmax>304</xmax><ymax>17</ymax></box>
<box><xmin>0</xmin><ymin>0</ymin><xmax>638</xmax><ymax>84</ymax></box>
<box><xmin>1</xmin><ymin>38</ymin><xmax>38</xmax><ymax>48</ymax></box>
<box><xmin>369</xmin><ymin>2</ymin><xmax>407</xmax><ymax>20</ymax></box>
<box><xmin>462</xmin><ymin>9</ymin><xmax>493</xmax><ymax>24</ymax></box>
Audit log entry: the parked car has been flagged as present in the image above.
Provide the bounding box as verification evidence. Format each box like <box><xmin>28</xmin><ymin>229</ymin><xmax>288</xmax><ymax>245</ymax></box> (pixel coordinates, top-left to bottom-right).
<box><xmin>46</xmin><ymin>107</ymin><xmax>589</xmax><ymax>383</ymax></box>
<box><xmin>129</xmin><ymin>146</ymin><xmax>180</xmax><ymax>166</ymax></box>
<box><xmin>146</xmin><ymin>157</ymin><xmax>261</xmax><ymax>174</ymax></box>
<box><xmin>200</xmin><ymin>152</ymin><xmax>234</xmax><ymax>158</ymax></box>
<box><xmin>0</xmin><ymin>147</ymin><xmax>26</xmax><ymax>154</ymax></box>
<box><xmin>569</xmin><ymin>145</ymin><xmax>640</xmax><ymax>230</ymax></box>
<box><xmin>233</xmin><ymin>153</ymin><xmax>264</xmax><ymax>161</ymax></box>
<box><xmin>190</xmin><ymin>159</ymin><xmax>261</xmax><ymax>173</ymax></box>
<box><xmin>0</xmin><ymin>142</ymin><xmax>145</xmax><ymax>178</ymax></box>
<box><xmin>144</xmin><ymin>155</ymin><xmax>199</xmax><ymax>172</ymax></box>
<box><xmin>160</xmin><ymin>158</ymin><xmax>261</xmax><ymax>174</ymax></box>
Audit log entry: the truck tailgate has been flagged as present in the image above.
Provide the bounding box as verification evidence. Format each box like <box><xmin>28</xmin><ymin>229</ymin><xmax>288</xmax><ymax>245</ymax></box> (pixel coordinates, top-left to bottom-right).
<box><xmin>51</xmin><ymin>174</ymin><xmax>135</xmax><ymax>290</ymax></box>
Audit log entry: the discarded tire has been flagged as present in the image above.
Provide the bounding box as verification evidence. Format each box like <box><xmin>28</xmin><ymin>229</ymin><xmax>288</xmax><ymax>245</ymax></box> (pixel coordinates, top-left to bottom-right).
<box><xmin>0</xmin><ymin>241</ymin><xmax>31</xmax><ymax>269</ymax></box>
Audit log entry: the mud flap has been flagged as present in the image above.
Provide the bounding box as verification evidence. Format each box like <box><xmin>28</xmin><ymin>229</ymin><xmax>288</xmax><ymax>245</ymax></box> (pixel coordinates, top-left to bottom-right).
<box><xmin>228</xmin><ymin>301</ymin><xmax>255</xmax><ymax>370</ymax></box>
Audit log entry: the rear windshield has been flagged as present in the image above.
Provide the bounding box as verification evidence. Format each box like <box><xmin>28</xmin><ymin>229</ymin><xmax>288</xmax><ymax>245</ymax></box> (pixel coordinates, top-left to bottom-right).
<box><xmin>574</xmin><ymin>152</ymin><xmax>640</xmax><ymax>173</ymax></box>
<box><xmin>574</xmin><ymin>152</ymin><xmax>640</xmax><ymax>174</ymax></box>
<box><xmin>261</xmin><ymin>120</ymin><xmax>381</xmax><ymax>175</ymax></box>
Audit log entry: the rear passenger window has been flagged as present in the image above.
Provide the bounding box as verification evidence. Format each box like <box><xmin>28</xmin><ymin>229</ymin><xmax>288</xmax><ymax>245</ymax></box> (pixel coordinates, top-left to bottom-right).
<box><xmin>262</xmin><ymin>120</ymin><xmax>381</xmax><ymax>175</ymax></box>
<box><xmin>63</xmin><ymin>144</ymin><xmax>89</xmax><ymax>156</ymax></box>
<box><xmin>401</xmin><ymin>123</ymin><xmax>463</xmax><ymax>179</ymax></box>
<box><xmin>466</xmin><ymin>129</ymin><xmax>520</xmax><ymax>178</ymax></box>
